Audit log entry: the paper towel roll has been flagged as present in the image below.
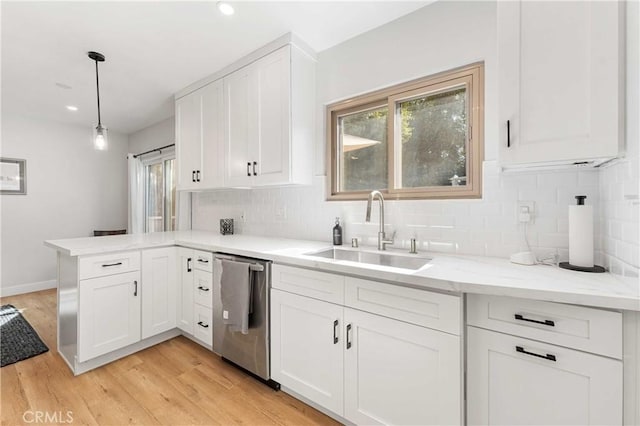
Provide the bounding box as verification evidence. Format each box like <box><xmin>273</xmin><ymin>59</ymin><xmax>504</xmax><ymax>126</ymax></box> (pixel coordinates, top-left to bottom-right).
<box><xmin>568</xmin><ymin>204</ymin><xmax>594</xmax><ymax>267</ymax></box>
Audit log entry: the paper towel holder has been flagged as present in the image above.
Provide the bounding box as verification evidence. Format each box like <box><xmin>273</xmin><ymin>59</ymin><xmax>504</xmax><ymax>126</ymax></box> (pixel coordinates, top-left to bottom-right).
<box><xmin>560</xmin><ymin>195</ymin><xmax>605</xmax><ymax>273</ymax></box>
<box><xmin>559</xmin><ymin>262</ymin><xmax>605</xmax><ymax>273</ymax></box>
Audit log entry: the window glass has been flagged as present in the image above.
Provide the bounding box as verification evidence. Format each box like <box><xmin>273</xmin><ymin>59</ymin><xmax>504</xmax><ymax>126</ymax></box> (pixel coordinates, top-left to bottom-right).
<box><xmin>397</xmin><ymin>86</ymin><xmax>467</xmax><ymax>188</ymax></box>
<box><xmin>327</xmin><ymin>63</ymin><xmax>483</xmax><ymax>200</ymax></box>
<box><xmin>146</xmin><ymin>163</ymin><xmax>164</xmax><ymax>232</ymax></box>
<box><xmin>338</xmin><ymin>106</ymin><xmax>388</xmax><ymax>192</ymax></box>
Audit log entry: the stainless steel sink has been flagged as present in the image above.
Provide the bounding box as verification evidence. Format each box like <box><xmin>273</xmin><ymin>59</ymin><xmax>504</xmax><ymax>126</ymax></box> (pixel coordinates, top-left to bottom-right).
<box><xmin>305</xmin><ymin>248</ymin><xmax>431</xmax><ymax>270</ymax></box>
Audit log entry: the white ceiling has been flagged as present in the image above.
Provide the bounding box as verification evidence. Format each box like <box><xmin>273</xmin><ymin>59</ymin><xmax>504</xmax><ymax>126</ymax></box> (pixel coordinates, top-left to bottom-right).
<box><xmin>1</xmin><ymin>1</ymin><xmax>428</xmax><ymax>135</ymax></box>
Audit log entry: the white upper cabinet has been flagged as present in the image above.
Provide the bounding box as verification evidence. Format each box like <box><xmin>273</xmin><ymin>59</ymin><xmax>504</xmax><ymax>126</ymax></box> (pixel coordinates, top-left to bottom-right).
<box><xmin>176</xmin><ymin>79</ymin><xmax>224</xmax><ymax>190</ymax></box>
<box><xmin>498</xmin><ymin>1</ymin><xmax>623</xmax><ymax>168</ymax></box>
<box><xmin>224</xmin><ymin>44</ymin><xmax>314</xmax><ymax>187</ymax></box>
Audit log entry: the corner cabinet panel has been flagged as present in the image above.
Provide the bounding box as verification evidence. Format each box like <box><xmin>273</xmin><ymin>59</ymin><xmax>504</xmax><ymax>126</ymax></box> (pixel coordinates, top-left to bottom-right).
<box><xmin>78</xmin><ymin>271</ymin><xmax>141</xmax><ymax>362</ymax></box>
<box><xmin>177</xmin><ymin>248</ymin><xmax>195</xmax><ymax>334</ymax></box>
<box><xmin>498</xmin><ymin>0</ymin><xmax>622</xmax><ymax>167</ymax></box>
<box><xmin>270</xmin><ymin>289</ymin><xmax>344</xmax><ymax>416</ymax></box>
<box><xmin>467</xmin><ymin>326</ymin><xmax>623</xmax><ymax>425</ymax></box>
<box><xmin>200</xmin><ymin>80</ymin><xmax>225</xmax><ymax>188</ymax></box>
<box><xmin>343</xmin><ymin>308</ymin><xmax>461</xmax><ymax>425</ymax></box>
<box><xmin>141</xmin><ymin>247</ymin><xmax>177</xmax><ymax>339</ymax></box>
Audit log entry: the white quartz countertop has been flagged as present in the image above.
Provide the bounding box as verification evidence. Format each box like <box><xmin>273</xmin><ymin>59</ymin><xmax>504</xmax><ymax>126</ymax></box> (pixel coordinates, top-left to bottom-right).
<box><xmin>45</xmin><ymin>231</ymin><xmax>640</xmax><ymax>311</ymax></box>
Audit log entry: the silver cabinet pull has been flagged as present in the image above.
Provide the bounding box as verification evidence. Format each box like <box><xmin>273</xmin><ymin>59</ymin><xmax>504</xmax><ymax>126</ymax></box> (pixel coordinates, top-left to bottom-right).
<box><xmin>102</xmin><ymin>262</ymin><xmax>122</xmax><ymax>268</ymax></box>
<box><xmin>333</xmin><ymin>320</ymin><xmax>339</xmax><ymax>344</ymax></box>
<box><xmin>133</xmin><ymin>280</ymin><xmax>138</xmax><ymax>296</ymax></box>
<box><xmin>346</xmin><ymin>323</ymin><xmax>352</xmax><ymax>349</ymax></box>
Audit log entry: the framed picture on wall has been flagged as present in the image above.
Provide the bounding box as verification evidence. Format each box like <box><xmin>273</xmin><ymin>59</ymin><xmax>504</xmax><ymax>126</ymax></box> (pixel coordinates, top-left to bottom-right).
<box><xmin>0</xmin><ymin>158</ymin><xmax>27</xmax><ymax>195</ymax></box>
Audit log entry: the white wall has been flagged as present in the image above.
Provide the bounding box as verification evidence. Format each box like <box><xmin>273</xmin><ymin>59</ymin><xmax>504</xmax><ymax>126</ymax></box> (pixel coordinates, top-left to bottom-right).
<box><xmin>0</xmin><ymin>114</ymin><xmax>128</xmax><ymax>295</ymax></box>
<box><xmin>128</xmin><ymin>116</ymin><xmax>175</xmax><ymax>155</ymax></box>
<box><xmin>191</xmin><ymin>0</ymin><xmax>602</xmax><ymax>262</ymax></box>
<box><xmin>599</xmin><ymin>0</ymin><xmax>640</xmax><ymax>278</ymax></box>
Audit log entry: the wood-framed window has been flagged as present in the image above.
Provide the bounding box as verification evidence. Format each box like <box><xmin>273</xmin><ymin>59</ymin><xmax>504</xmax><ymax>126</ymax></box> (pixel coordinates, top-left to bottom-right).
<box><xmin>327</xmin><ymin>63</ymin><xmax>484</xmax><ymax>200</ymax></box>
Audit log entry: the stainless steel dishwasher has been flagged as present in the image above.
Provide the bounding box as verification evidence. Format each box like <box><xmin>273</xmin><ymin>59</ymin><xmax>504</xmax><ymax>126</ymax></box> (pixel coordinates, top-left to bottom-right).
<box><xmin>212</xmin><ymin>253</ymin><xmax>279</xmax><ymax>390</ymax></box>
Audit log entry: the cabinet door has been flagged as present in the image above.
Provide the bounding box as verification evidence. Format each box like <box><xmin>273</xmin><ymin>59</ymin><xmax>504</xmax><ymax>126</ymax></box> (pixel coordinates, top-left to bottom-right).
<box><xmin>467</xmin><ymin>326</ymin><xmax>622</xmax><ymax>425</ymax></box>
<box><xmin>176</xmin><ymin>248</ymin><xmax>194</xmax><ymax>334</ymax></box>
<box><xmin>253</xmin><ymin>46</ymin><xmax>291</xmax><ymax>186</ymax></box>
<box><xmin>498</xmin><ymin>1</ymin><xmax>622</xmax><ymax>166</ymax></box>
<box><xmin>271</xmin><ymin>289</ymin><xmax>344</xmax><ymax>416</ymax></box>
<box><xmin>78</xmin><ymin>271</ymin><xmax>141</xmax><ymax>362</ymax></box>
<box><xmin>141</xmin><ymin>247</ymin><xmax>177</xmax><ymax>339</ymax></box>
<box><xmin>175</xmin><ymin>91</ymin><xmax>202</xmax><ymax>190</ymax></box>
<box><xmin>200</xmin><ymin>80</ymin><xmax>225</xmax><ymax>188</ymax></box>
<box><xmin>224</xmin><ymin>65</ymin><xmax>255</xmax><ymax>187</ymax></box>
<box><xmin>344</xmin><ymin>308</ymin><xmax>461</xmax><ymax>425</ymax></box>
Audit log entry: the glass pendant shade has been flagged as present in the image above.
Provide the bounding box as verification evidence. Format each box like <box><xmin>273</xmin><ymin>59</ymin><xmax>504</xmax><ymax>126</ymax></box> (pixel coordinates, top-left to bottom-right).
<box><xmin>93</xmin><ymin>124</ymin><xmax>108</xmax><ymax>151</ymax></box>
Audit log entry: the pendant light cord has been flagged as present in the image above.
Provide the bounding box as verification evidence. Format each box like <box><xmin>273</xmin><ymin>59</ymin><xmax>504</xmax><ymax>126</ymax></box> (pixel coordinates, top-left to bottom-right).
<box><xmin>94</xmin><ymin>59</ymin><xmax>101</xmax><ymax>126</ymax></box>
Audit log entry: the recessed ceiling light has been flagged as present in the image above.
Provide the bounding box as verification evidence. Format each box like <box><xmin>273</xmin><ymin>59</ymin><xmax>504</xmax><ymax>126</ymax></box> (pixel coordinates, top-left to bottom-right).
<box><xmin>217</xmin><ymin>1</ymin><xmax>234</xmax><ymax>16</ymax></box>
<box><xmin>66</xmin><ymin>105</ymin><xmax>78</xmax><ymax>111</ymax></box>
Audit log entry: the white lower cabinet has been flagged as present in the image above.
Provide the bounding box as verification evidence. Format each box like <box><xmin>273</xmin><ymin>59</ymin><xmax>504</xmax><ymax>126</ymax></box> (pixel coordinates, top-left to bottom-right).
<box><xmin>270</xmin><ymin>265</ymin><xmax>462</xmax><ymax>425</ymax></box>
<box><xmin>177</xmin><ymin>248</ymin><xmax>195</xmax><ymax>334</ymax></box>
<box><xmin>467</xmin><ymin>326</ymin><xmax>623</xmax><ymax>425</ymax></box>
<box><xmin>78</xmin><ymin>270</ymin><xmax>141</xmax><ymax>362</ymax></box>
<box><xmin>271</xmin><ymin>289</ymin><xmax>344</xmax><ymax>415</ymax></box>
<box><xmin>141</xmin><ymin>247</ymin><xmax>177</xmax><ymax>339</ymax></box>
<box><xmin>344</xmin><ymin>308</ymin><xmax>461</xmax><ymax>425</ymax></box>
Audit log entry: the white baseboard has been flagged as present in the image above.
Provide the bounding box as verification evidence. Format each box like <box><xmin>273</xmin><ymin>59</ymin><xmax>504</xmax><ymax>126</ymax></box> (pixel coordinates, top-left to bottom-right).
<box><xmin>0</xmin><ymin>279</ymin><xmax>57</xmax><ymax>297</ymax></box>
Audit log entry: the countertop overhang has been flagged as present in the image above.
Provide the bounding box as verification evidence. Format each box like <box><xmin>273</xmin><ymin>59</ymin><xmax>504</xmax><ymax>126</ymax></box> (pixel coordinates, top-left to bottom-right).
<box><xmin>45</xmin><ymin>231</ymin><xmax>640</xmax><ymax>311</ymax></box>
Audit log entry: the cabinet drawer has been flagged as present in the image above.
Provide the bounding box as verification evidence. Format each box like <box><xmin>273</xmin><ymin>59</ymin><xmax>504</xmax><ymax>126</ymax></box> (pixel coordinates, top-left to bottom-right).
<box><xmin>194</xmin><ymin>269</ymin><xmax>213</xmax><ymax>308</ymax></box>
<box><xmin>467</xmin><ymin>294</ymin><xmax>622</xmax><ymax>359</ymax></box>
<box><xmin>272</xmin><ymin>264</ymin><xmax>344</xmax><ymax>304</ymax></box>
<box><xmin>345</xmin><ymin>277</ymin><xmax>461</xmax><ymax>335</ymax></box>
<box><xmin>193</xmin><ymin>251</ymin><xmax>213</xmax><ymax>272</ymax></box>
<box><xmin>79</xmin><ymin>251</ymin><xmax>140</xmax><ymax>280</ymax></box>
<box><xmin>193</xmin><ymin>304</ymin><xmax>213</xmax><ymax>346</ymax></box>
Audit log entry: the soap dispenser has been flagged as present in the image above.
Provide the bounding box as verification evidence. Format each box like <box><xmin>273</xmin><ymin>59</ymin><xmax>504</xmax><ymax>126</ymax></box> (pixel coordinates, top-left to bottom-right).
<box><xmin>333</xmin><ymin>217</ymin><xmax>343</xmax><ymax>246</ymax></box>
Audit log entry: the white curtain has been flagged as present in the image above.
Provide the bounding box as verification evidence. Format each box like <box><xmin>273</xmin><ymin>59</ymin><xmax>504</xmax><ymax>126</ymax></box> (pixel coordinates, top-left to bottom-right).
<box><xmin>127</xmin><ymin>154</ymin><xmax>144</xmax><ymax>234</ymax></box>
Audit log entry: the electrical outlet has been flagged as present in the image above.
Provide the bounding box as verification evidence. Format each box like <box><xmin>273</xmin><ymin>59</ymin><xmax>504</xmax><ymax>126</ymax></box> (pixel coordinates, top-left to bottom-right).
<box><xmin>517</xmin><ymin>201</ymin><xmax>535</xmax><ymax>223</ymax></box>
<box><xmin>275</xmin><ymin>206</ymin><xmax>287</xmax><ymax>221</ymax></box>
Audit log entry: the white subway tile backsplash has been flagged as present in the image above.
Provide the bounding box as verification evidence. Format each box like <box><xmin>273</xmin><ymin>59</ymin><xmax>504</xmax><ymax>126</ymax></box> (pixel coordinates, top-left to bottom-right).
<box><xmin>191</xmin><ymin>160</ymin><xmax>636</xmax><ymax>270</ymax></box>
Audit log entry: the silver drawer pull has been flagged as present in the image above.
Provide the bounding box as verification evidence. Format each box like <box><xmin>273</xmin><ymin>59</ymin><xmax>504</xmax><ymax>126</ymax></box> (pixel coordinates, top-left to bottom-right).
<box><xmin>102</xmin><ymin>262</ymin><xmax>122</xmax><ymax>268</ymax></box>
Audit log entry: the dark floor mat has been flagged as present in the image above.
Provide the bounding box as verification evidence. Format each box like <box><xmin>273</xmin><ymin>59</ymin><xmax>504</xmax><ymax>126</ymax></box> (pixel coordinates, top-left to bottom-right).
<box><xmin>1</xmin><ymin>304</ymin><xmax>49</xmax><ymax>367</ymax></box>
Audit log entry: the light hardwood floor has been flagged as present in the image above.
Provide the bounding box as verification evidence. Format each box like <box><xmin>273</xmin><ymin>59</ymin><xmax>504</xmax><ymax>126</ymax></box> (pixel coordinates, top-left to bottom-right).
<box><xmin>0</xmin><ymin>289</ymin><xmax>340</xmax><ymax>426</ymax></box>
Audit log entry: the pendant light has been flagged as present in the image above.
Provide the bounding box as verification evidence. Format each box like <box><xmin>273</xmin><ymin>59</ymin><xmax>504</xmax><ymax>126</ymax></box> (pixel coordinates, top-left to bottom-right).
<box><xmin>88</xmin><ymin>51</ymin><xmax>108</xmax><ymax>150</ymax></box>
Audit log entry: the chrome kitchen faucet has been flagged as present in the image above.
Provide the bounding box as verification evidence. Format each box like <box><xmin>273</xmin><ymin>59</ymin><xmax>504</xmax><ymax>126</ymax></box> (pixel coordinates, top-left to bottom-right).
<box><xmin>365</xmin><ymin>190</ymin><xmax>394</xmax><ymax>251</ymax></box>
